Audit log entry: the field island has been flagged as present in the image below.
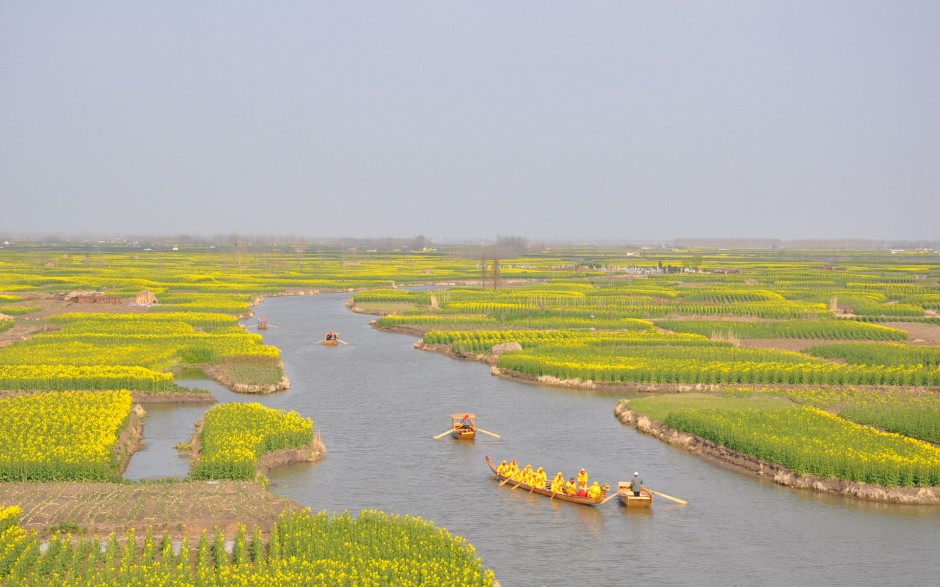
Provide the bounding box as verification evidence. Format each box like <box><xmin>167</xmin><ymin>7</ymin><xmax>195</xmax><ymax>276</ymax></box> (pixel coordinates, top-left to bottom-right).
<box><xmin>1</xmin><ymin>242</ymin><xmax>939</xmax><ymax>583</ymax></box>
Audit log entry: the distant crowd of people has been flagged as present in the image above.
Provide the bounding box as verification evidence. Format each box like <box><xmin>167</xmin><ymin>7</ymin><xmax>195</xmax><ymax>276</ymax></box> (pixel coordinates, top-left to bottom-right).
<box><xmin>496</xmin><ymin>460</ymin><xmax>605</xmax><ymax>499</ymax></box>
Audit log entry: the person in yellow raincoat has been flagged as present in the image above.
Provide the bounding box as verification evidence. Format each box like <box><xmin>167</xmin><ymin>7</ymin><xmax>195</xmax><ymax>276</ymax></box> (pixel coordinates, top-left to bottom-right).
<box><xmin>565</xmin><ymin>477</ymin><xmax>578</xmax><ymax>495</ymax></box>
<box><xmin>586</xmin><ymin>481</ymin><xmax>602</xmax><ymax>499</ymax></box>
<box><xmin>519</xmin><ymin>464</ymin><xmax>532</xmax><ymax>484</ymax></box>
<box><xmin>550</xmin><ymin>472</ymin><xmax>565</xmax><ymax>494</ymax></box>
<box><xmin>578</xmin><ymin>469</ymin><xmax>587</xmax><ymax>495</ymax></box>
<box><xmin>534</xmin><ymin>467</ymin><xmax>547</xmax><ymax>489</ymax></box>
<box><xmin>497</xmin><ymin>460</ymin><xmax>509</xmax><ymax>477</ymax></box>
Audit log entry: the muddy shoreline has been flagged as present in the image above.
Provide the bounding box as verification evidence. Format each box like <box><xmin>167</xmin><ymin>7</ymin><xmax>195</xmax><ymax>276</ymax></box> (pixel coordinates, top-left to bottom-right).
<box><xmin>116</xmin><ymin>404</ymin><xmax>146</xmax><ymax>475</ymax></box>
<box><xmin>614</xmin><ymin>402</ymin><xmax>940</xmax><ymax>505</ymax></box>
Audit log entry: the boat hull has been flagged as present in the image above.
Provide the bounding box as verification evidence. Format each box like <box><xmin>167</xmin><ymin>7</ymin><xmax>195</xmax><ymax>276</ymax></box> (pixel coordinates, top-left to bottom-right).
<box><xmin>485</xmin><ymin>456</ymin><xmax>608</xmax><ymax>506</ymax></box>
<box><xmin>618</xmin><ymin>482</ymin><xmax>653</xmax><ymax>508</ymax></box>
<box><xmin>323</xmin><ymin>339</ymin><xmax>339</xmax><ymax>346</ymax></box>
<box><xmin>452</xmin><ymin>428</ymin><xmax>476</xmax><ymax>440</ymax></box>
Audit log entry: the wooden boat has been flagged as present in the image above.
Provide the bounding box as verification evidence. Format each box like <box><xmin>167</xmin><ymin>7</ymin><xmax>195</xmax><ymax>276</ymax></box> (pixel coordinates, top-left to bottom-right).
<box><xmin>485</xmin><ymin>456</ymin><xmax>610</xmax><ymax>506</ymax></box>
<box><xmin>257</xmin><ymin>318</ymin><xmax>268</xmax><ymax>330</ymax></box>
<box><xmin>618</xmin><ymin>482</ymin><xmax>653</xmax><ymax>508</ymax></box>
<box><xmin>321</xmin><ymin>333</ymin><xmax>340</xmax><ymax>346</ymax></box>
<box><xmin>450</xmin><ymin>413</ymin><xmax>476</xmax><ymax>440</ymax></box>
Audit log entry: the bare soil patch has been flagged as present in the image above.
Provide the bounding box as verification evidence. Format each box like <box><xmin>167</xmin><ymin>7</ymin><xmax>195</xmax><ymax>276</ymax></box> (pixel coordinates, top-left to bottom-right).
<box><xmin>881</xmin><ymin>322</ymin><xmax>940</xmax><ymax>345</ymax></box>
<box><xmin>0</xmin><ymin>481</ymin><xmax>301</xmax><ymax>538</ymax></box>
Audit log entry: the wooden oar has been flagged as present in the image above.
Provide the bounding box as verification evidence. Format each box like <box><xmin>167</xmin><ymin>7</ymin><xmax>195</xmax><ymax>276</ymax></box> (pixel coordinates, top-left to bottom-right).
<box><xmin>601</xmin><ymin>492</ymin><xmax>621</xmax><ymax>505</ymax></box>
<box><xmin>651</xmin><ymin>489</ymin><xmax>688</xmax><ymax>505</ymax></box>
<box><xmin>511</xmin><ymin>480</ymin><xmax>525</xmax><ymax>490</ymax></box>
<box><xmin>315</xmin><ymin>339</ymin><xmax>325</xmax><ymax>344</ymax></box>
<box><xmin>475</xmin><ymin>428</ymin><xmax>501</xmax><ymax>438</ymax></box>
<box><xmin>337</xmin><ymin>339</ymin><xmax>349</xmax><ymax>345</ymax></box>
<box><xmin>498</xmin><ymin>476</ymin><xmax>515</xmax><ymax>487</ymax></box>
<box><xmin>432</xmin><ymin>429</ymin><xmax>456</xmax><ymax>440</ymax></box>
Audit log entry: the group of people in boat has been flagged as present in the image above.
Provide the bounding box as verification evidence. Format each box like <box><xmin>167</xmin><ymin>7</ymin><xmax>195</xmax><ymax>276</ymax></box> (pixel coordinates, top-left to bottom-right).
<box><xmin>496</xmin><ymin>460</ymin><xmax>604</xmax><ymax>498</ymax></box>
<box><xmin>325</xmin><ymin>332</ymin><xmax>338</xmax><ymax>341</ymax></box>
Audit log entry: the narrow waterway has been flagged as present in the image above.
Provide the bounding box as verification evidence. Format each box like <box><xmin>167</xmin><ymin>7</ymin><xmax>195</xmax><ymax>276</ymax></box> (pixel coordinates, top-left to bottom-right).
<box><xmin>127</xmin><ymin>293</ymin><xmax>940</xmax><ymax>586</ymax></box>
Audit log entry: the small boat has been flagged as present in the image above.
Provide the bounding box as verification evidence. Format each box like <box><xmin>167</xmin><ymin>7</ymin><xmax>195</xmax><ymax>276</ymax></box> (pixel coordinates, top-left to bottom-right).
<box><xmin>485</xmin><ymin>456</ymin><xmax>610</xmax><ymax>506</ymax></box>
<box><xmin>450</xmin><ymin>413</ymin><xmax>476</xmax><ymax>440</ymax></box>
<box><xmin>321</xmin><ymin>332</ymin><xmax>341</xmax><ymax>346</ymax></box>
<box><xmin>618</xmin><ymin>482</ymin><xmax>653</xmax><ymax>508</ymax></box>
<box><xmin>257</xmin><ymin>318</ymin><xmax>268</xmax><ymax>330</ymax></box>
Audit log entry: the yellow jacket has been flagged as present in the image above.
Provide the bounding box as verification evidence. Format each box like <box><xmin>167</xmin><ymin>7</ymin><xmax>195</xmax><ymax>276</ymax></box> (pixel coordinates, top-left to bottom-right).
<box><xmin>535</xmin><ymin>469</ymin><xmax>547</xmax><ymax>489</ymax></box>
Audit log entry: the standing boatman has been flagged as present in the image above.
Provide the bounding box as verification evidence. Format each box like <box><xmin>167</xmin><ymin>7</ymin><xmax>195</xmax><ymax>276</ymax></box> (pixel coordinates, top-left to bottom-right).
<box><xmin>631</xmin><ymin>471</ymin><xmax>644</xmax><ymax>497</ymax></box>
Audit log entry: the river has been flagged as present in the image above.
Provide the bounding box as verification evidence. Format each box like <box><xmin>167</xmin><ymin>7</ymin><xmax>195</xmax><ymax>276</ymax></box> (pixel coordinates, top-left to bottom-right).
<box><xmin>125</xmin><ymin>293</ymin><xmax>940</xmax><ymax>586</ymax></box>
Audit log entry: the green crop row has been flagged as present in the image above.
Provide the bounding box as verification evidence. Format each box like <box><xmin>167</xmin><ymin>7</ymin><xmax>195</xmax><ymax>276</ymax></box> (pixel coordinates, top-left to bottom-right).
<box><xmin>656</xmin><ymin>319</ymin><xmax>908</xmax><ymax>340</ymax></box>
<box><xmin>0</xmin><ymin>365</ymin><xmax>176</xmax><ymax>392</ymax></box>
<box><xmin>0</xmin><ymin>306</ymin><xmax>40</xmax><ymax>317</ymax></box>
<box><xmin>0</xmin><ymin>509</ymin><xmax>495</xmax><ymax>586</ymax></box>
<box><xmin>499</xmin><ymin>346</ymin><xmax>940</xmax><ymax>386</ymax></box>
<box><xmin>424</xmin><ymin>330</ymin><xmax>716</xmax><ymax>354</ymax></box>
<box><xmin>806</xmin><ymin>342</ymin><xmax>940</xmax><ymax>367</ymax></box>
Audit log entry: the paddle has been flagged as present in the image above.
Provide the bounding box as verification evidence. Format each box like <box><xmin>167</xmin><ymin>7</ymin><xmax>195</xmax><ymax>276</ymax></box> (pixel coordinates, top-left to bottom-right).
<box><xmin>498</xmin><ymin>476</ymin><xmax>515</xmax><ymax>487</ymax></box>
<box><xmin>432</xmin><ymin>429</ymin><xmax>456</xmax><ymax>440</ymax></box>
<box><xmin>337</xmin><ymin>339</ymin><xmax>349</xmax><ymax>345</ymax></box>
<box><xmin>475</xmin><ymin>428</ymin><xmax>501</xmax><ymax>438</ymax></box>
<box><xmin>511</xmin><ymin>480</ymin><xmax>524</xmax><ymax>490</ymax></box>
<box><xmin>601</xmin><ymin>492</ymin><xmax>620</xmax><ymax>505</ymax></box>
<box><xmin>651</xmin><ymin>489</ymin><xmax>688</xmax><ymax>505</ymax></box>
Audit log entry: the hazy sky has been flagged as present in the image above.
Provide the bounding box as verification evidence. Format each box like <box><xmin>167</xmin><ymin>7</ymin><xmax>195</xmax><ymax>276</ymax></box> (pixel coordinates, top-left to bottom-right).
<box><xmin>2</xmin><ymin>2</ymin><xmax>938</xmax><ymax>241</ymax></box>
